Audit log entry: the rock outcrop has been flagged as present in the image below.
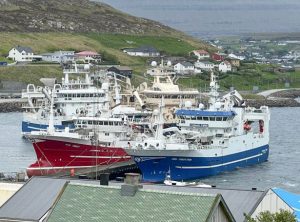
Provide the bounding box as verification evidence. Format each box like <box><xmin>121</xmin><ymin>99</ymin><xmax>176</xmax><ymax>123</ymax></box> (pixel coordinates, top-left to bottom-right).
<box><xmin>0</xmin><ymin>102</ymin><xmax>23</xmax><ymax>112</ymax></box>
<box><xmin>246</xmin><ymin>98</ymin><xmax>300</xmax><ymax>108</ymax></box>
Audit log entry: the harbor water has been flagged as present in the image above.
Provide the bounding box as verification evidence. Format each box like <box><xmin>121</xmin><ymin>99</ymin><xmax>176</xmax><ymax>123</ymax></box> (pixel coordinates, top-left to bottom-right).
<box><xmin>0</xmin><ymin>108</ymin><xmax>299</xmax><ymax>192</ymax></box>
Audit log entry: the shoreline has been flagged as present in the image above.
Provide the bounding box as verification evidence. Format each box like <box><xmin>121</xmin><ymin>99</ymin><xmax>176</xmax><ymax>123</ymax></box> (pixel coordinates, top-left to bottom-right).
<box><xmin>0</xmin><ymin>99</ymin><xmax>26</xmax><ymax>113</ymax></box>
<box><xmin>0</xmin><ymin>94</ymin><xmax>299</xmax><ymax>113</ymax></box>
<box><xmin>245</xmin><ymin>98</ymin><xmax>300</xmax><ymax>108</ymax></box>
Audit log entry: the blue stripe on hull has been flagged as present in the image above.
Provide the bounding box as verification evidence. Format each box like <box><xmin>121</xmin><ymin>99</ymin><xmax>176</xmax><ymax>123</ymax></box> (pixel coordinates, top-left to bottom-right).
<box><xmin>132</xmin><ymin>145</ymin><xmax>269</xmax><ymax>182</ymax></box>
<box><xmin>22</xmin><ymin>121</ymin><xmax>74</xmax><ymax>133</ymax></box>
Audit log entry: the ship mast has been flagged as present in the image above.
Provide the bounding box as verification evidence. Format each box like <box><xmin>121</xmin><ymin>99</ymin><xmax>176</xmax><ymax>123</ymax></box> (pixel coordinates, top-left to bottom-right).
<box><xmin>47</xmin><ymin>90</ymin><xmax>55</xmax><ymax>134</ymax></box>
<box><xmin>155</xmin><ymin>97</ymin><xmax>165</xmax><ymax>140</ymax></box>
<box><xmin>208</xmin><ymin>71</ymin><xmax>220</xmax><ymax>110</ymax></box>
<box><xmin>114</xmin><ymin>73</ymin><xmax>121</xmax><ymax>106</ymax></box>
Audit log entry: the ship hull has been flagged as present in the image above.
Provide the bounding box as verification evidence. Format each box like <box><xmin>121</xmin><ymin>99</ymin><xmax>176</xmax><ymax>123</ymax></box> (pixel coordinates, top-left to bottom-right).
<box><xmin>129</xmin><ymin>144</ymin><xmax>269</xmax><ymax>182</ymax></box>
<box><xmin>27</xmin><ymin>136</ymin><xmax>133</xmax><ymax>177</ymax></box>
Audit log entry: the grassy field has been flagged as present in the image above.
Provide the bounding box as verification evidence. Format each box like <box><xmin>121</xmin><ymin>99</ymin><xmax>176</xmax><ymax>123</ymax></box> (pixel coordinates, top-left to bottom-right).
<box><xmin>0</xmin><ymin>32</ymin><xmax>201</xmax><ymax>76</ymax></box>
<box><xmin>1</xmin><ymin>32</ymin><xmax>300</xmax><ymax>91</ymax></box>
<box><xmin>178</xmin><ymin>63</ymin><xmax>300</xmax><ymax>91</ymax></box>
<box><xmin>88</xmin><ymin>33</ymin><xmax>195</xmax><ymax>56</ymax></box>
<box><xmin>0</xmin><ymin>65</ymin><xmax>62</xmax><ymax>85</ymax></box>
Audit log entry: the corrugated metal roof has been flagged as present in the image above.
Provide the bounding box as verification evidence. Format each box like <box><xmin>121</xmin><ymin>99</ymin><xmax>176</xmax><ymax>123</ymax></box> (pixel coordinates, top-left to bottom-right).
<box><xmin>0</xmin><ymin>177</ymin><xmax>67</xmax><ymax>221</ymax></box>
<box><xmin>59</xmin><ymin>179</ymin><xmax>264</xmax><ymax>221</ymax></box>
<box><xmin>140</xmin><ymin>184</ymin><xmax>264</xmax><ymax>222</ymax></box>
<box><xmin>272</xmin><ymin>188</ymin><xmax>300</xmax><ymax>221</ymax></box>
<box><xmin>47</xmin><ymin>183</ymin><xmax>220</xmax><ymax>222</ymax></box>
<box><xmin>65</xmin><ymin>179</ymin><xmax>260</xmax><ymax>221</ymax></box>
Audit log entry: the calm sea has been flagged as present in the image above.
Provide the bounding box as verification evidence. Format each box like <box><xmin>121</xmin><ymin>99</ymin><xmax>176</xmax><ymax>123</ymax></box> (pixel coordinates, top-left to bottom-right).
<box><xmin>97</xmin><ymin>0</ymin><xmax>300</xmax><ymax>38</ymax></box>
<box><xmin>0</xmin><ymin>109</ymin><xmax>300</xmax><ymax>192</ymax></box>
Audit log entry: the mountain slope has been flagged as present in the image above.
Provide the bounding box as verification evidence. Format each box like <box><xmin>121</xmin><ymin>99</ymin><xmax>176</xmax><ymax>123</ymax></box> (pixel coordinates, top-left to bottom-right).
<box><xmin>0</xmin><ymin>0</ymin><xmax>182</xmax><ymax>36</ymax></box>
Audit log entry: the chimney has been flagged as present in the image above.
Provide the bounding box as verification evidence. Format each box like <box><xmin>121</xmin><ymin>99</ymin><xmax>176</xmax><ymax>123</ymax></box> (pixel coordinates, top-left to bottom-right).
<box><xmin>100</xmin><ymin>173</ymin><xmax>110</xmax><ymax>186</ymax></box>
<box><xmin>121</xmin><ymin>173</ymin><xmax>142</xmax><ymax>197</ymax></box>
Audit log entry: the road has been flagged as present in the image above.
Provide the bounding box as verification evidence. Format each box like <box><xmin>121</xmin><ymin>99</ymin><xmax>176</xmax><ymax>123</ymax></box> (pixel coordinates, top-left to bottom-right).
<box><xmin>257</xmin><ymin>89</ymin><xmax>300</xmax><ymax>97</ymax></box>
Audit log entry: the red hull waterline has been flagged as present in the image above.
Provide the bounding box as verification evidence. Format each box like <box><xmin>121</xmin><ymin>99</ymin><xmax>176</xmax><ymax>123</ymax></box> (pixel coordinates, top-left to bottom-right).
<box><xmin>27</xmin><ymin>138</ymin><xmax>134</xmax><ymax>177</ymax></box>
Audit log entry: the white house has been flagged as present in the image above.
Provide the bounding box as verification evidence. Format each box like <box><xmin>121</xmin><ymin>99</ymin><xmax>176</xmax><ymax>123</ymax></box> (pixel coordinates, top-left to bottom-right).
<box><xmin>218</xmin><ymin>61</ymin><xmax>232</xmax><ymax>73</ymax></box>
<box><xmin>194</xmin><ymin>61</ymin><xmax>215</xmax><ymax>71</ymax></box>
<box><xmin>192</xmin><ymin>50</ymin><xmax>210</xmax><ymax>60</ymax></box>
<box><xmin>250</xmin><ymin>188</ymin><xmax>295</xmax><ymax>220</ymax></box>
<box><xmin>228</xmin><ymin>53</ymin><xmax>246</xmax><ymax>61</ymax></box>
<box><xmin>8</xmin><ymin>46</ymin><xmax>35</xmax><ymax>62</ymax></box>
<box><xmin>41</xmin><ymin>51</ymin><xmax>75</xmax><ymax>63</ymax></box>
<box><xmin>174</xmin><ymin>62</ymin><xmax>195</xmax><ymax>74</ymax></box>
<box><xmin>0</xmin><ymin>183</ymin><xmax>23</xmax><ymax>207</ymax></box>
<box><xmin>123</xmin><ymin>45</ymin><xmax>160</xmax><ymax>57</ymax></box>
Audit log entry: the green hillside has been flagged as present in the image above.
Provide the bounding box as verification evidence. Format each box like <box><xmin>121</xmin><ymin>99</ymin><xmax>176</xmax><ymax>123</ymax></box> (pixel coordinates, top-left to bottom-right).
<box><xmin>0</xmin><ymin>32</ymin><xmax>202</xmax><ymax>85</ymax></box>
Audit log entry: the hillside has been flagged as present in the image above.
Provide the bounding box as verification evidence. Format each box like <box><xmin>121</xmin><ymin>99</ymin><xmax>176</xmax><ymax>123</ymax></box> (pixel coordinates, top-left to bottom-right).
<box><xmin>0</xmin><ymin>0</ymin><xmax>209</xmax><ymax>48</ymax></box>
<box><xmin>0</xmin><ymin>32</ymin><xmax>200</xmax><ymax>85</ymax></box>
<box><xmin>0</xmin><ymin>0</ymin><xmax>215</xmax><ymax>87</ymax></box>
<box><xmin>0</xmin><ymin>0</ymin><xmax>168</xmax><ymax>34</ymax></box>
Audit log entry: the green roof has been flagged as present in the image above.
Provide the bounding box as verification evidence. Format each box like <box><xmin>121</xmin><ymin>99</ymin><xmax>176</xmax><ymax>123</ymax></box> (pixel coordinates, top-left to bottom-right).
<box><xmin>47</xmin><ymin>184</ymin><xmax>219</xmax><ymax>222</ymax></box>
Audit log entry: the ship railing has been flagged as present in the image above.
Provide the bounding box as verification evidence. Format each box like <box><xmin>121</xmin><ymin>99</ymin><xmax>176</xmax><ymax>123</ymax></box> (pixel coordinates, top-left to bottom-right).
<box><xmin>63</xmin><ymin>68</ymin><xmax>89</xmax><ymax>74</ymax></box>
<box><xmin>245</xmin><ymin>107</ymin><xmax>268</xmax><ymax>114</ymax></box>
<box><xmin>178</xmin><ymin>87</ymin><xmax>200</xmax><ymax>92</ymax></box>
<box><xmin>188</xmin><ymin>144</ymin><xmax>224</xmax><ymax>150</ymax></box>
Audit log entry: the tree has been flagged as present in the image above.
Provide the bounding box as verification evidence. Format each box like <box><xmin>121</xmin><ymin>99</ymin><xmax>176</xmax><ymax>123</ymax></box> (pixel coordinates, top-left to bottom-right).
<box><xmin>245</xmin><ymin>209</ymin><xmax>296</xmax><ymax>222</ymax></box>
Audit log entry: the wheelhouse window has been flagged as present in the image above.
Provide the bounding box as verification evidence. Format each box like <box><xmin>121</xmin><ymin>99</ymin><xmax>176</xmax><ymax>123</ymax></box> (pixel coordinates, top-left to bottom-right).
<box><xmin>216</xmin><ymin>117</ymin><xmax>222</xmax><ymax>121</ymax></box>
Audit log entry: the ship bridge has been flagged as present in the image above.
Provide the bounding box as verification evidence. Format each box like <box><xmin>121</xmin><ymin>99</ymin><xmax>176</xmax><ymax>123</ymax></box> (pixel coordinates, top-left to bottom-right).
<box><xmin>176</xmin><ymin>109</ymin><xmax>236</xmax><ymax>130</ymax></box>
<box><xmin>176</xmin><ymin>109</ymin><xmax>236</xmax><ymax>118</ymax></box>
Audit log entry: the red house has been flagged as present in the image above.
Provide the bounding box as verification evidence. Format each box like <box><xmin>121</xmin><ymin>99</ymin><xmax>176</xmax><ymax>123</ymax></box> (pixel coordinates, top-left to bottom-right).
<box><xmin>75</xmin><ymin>51</ymin><xmax>101</xmax><ymax>63</ymax></box>
<box><xmin>211</xmin><ymin>53</ymin><xmax>225</xmax><ymax>62</ymax></box>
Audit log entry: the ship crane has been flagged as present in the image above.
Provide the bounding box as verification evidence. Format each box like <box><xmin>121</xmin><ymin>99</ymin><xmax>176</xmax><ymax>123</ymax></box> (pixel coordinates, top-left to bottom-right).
<box><xmin>133</xmin><ymin>90</ymin><xmax>146</xmax><ymax>110</ymax></box>
<box><xmin>222</xmin><ymin>90</ymin><xmax>245</xmax><ymax>107</ymax></box>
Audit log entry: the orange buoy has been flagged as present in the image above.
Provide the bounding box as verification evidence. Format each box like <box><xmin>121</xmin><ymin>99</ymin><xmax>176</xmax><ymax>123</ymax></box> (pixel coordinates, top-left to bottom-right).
<box><xmin>70</xmin><ymin>168</ymin><xmax>75</xmax><ymax>177</ymax></box>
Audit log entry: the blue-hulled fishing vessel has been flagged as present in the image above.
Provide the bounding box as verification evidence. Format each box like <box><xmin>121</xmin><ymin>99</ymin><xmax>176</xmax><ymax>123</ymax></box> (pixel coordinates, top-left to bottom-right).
<box><xmin>126</xmin><ymin>72</ymin><xmax>270</xmax><ymax>182</ymax></box>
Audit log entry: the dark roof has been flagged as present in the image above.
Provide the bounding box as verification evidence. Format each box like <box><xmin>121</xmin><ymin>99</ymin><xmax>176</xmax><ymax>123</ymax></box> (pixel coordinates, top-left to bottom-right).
<box><xmin>108</xmin><ymin>66</ymin><xmax>132</xmax><ymax>71</ymax></box>
<box><xmin>177</xmin><ymin>61</ymin><xmax>194</xmax><ymax>67</ymax></box>
<box><xmin>140</xmin><ymin>184</ymin><xmax>264</xmax><ymax>222</ymax></box>
<box><xmin>198</xmin><ymin>61</ymin><xmax>214</xmax><ymax>65</ymax></box>
<box><xmin>0</xmin><ymin>177</ymin><xmax>68</xmax><ymax>221</ymax></box>
<box><xmin>15</xmin><ymin>46</ymin><xmax>33</xmax><ymax>53</ymax></box>
<box><xmin>125</xmin><ymin>45</ymin><xmax>159</xmax><ymax>53</ymax></box>
<box><xmin>47</xmin><ymin>183</ymin><xmax>232</xmax><ymax>222</ymax></box>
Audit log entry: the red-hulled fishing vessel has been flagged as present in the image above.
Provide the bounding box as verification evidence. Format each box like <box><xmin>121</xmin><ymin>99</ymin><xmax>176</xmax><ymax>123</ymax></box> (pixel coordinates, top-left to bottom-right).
<box><xmin>25</xmin><ymin>111</ymin><xmax>136</xmax><ymax>177</ymax></box>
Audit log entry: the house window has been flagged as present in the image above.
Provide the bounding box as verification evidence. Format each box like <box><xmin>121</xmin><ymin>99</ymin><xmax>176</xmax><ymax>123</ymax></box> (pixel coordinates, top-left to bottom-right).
<box><xmin>105</xmin><ymin>133</ymin><xmax>109</xmax><ymax>136</ymax></box>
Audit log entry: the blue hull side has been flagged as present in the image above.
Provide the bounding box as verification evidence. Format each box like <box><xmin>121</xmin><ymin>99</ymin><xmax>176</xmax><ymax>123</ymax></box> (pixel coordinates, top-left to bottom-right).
<box><xmin>132</xmin><ymin>145</ymin><xmax>269</xmax><ymax>182</ymax></box>
<box><xmin>22</xmin><ymin>121</ymin><xmax>74</xmax><ymax>133</ymax></box>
